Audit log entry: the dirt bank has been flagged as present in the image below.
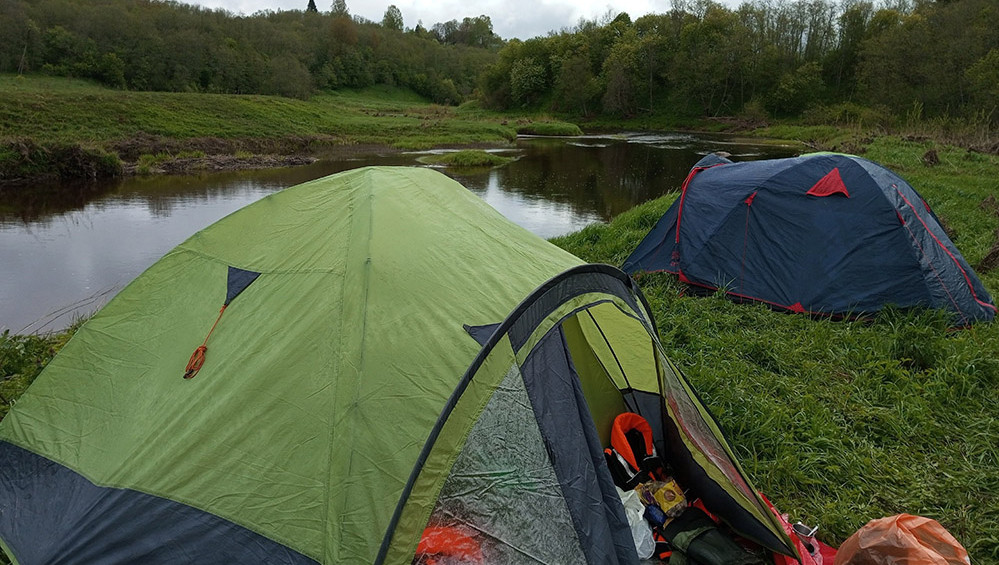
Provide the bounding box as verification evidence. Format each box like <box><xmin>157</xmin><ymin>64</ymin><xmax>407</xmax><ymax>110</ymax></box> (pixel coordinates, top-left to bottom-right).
<box><xmin>0</xmin><ymin>135</ymin><xmax>406</xmax><ymax>186</ymax></box>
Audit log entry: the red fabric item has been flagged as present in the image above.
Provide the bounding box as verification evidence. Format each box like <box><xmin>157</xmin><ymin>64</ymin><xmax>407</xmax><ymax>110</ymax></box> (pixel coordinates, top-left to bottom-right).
<box><xmin>416</xmin><ymin>527</ymin><xmax>483</xmax><ymax>564</ymax></box>
<box><xmin>744</xmin><ymin>191</ymin><xmax>758</xmax><ymax>206</ymax></box>
<box><xmin>789</xmin><ymin>302</ymin><xmax>806</xmax><ymax>313</ymax></box>
<box><xmin>806</xmin><ymin>168</ymin><xmax>850</xmax><ymax>198</ymax></box>
<box><xmin>760</xmin><ymin>494</ymin><xmax>837</xmax><ymax>565</ymax></box>
<box><xmin>610</xmin><ymin>412</ymin><xmax>655</xmax><ymax>471</ymax></box>
<box><xmin>834</xmin><ymin>515</ymin><xmax>970</xmax><ymax>565</ymax></box>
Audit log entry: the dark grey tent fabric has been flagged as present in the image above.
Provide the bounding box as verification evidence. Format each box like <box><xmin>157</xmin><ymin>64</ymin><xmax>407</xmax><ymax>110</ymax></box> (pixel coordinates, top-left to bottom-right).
<box><xmin>0</xmin><ymin>442</ymin><xmax>316</xmax><ymax>565</ymax></box>
<box><xmin>463</xmin><ymin>323</ymin><xmax>501</xmax><ymax>346</ymax></box>
<box><xmin>520</xmin><ymin>326</ymin><xmax>637</xmax><ymax>565</ymax></box>
<box><xmin>622</xmin><ymin>390</ymin><xmax>668</xmax><ymax>456</ymax></box>
<box><xmin>223</xmin><ymin>266</ymin><xmax>261</xmax><ymax>305</ymax></box>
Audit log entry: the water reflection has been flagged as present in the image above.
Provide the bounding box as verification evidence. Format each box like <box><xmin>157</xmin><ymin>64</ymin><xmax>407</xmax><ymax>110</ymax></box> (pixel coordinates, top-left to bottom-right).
<box><xmin>1</xmin><ymin>133</ymin><xmax>798</xmax><ymax>332</ymax></box>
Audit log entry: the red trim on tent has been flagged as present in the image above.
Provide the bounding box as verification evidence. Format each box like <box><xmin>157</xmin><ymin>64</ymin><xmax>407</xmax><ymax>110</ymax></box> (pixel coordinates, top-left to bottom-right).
<box><xmin>805</xmin><ymin>168</ymin><xmax>850</xmax><ymax>197</ymax></box>
<box><xmin>896</xmin><ymin>189</ymin><xmax>996</xmax><ymax>314</ymax></box>
<box><xmin>922</xmin><ymin>198</ymin><xmax>932</xmax><ymax>214</ymax></box>
<box><xmin>896</xmin><ymin>215</ymin><xmax>968</xmax><ymax>325</ymax></box>
<box><xmin>744</xmin><ymin>191</ymin><xmax>758</xmax><ymax>206</ymax></box>
<box><xmin>672</xmin><ymin>272</ymin><xmax>859</xmax><ymax>320</ymax></box>
<box><xmin>674</xmin><ymin>165</ymin><xmax>719</xmax><ymax>244</ymax></box>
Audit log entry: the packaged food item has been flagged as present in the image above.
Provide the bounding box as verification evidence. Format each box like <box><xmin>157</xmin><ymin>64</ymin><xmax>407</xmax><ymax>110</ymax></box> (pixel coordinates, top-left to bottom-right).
<box><xmin>637</xmin><ymin>479</ymin><xmax>686</xmax><ymax>519</ymax></box>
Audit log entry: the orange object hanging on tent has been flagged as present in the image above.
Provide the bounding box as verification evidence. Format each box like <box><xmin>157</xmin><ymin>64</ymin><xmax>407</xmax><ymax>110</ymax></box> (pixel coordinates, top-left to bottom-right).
<box><xmin>183</xmin><ymin>266</ymin><xmax>261</xmax><ymax>380</ymax></box>
<box><xmin>834</xmin><ymin>514</ymin><xmax>970</xmax><ymax>565</ymax></box>
<box><xmin>415</xmin><ymin>526</ymin><xmax>483</xmax><ymax>565</ymax></box>
<box><xmin>183</xmin><ymin>305</ymin><xmax>226</xmax><ymax>379</ymax></box>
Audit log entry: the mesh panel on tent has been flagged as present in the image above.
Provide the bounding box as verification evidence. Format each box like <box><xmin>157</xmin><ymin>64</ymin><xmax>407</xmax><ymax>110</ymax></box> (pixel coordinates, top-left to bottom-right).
<box><xmin>424</xmin><ymin>365</ymin><xmax>587</xmax><ymax>564</ymax></box>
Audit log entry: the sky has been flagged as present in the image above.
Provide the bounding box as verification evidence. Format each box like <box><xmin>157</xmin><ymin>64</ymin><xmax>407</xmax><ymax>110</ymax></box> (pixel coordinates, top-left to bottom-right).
<box><xmin>184</xmin><ymin>0</ymin><xmax>676</xmax><ymax>40</ymax></box>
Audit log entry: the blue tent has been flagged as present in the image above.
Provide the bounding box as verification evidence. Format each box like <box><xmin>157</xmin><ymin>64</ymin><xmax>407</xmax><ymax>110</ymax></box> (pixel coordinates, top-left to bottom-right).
<box><xmin>623</xmin><ymin>153</ymin><xmax>995</xmax><ymax>324</ymax></box>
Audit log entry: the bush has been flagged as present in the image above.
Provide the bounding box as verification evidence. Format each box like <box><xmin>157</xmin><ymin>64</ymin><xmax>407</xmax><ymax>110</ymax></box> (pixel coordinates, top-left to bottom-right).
<box><xmin>515</xmin><ymin>121</ymin><xmax>583</xmax><ymax>136</ymax></box>
<box><xmin>1</xmin><ymin>331</ymin><xmax>59</xmax><ymax>422</ymax></box>
<box><xmin>802</xmin><ymin>103</ymin><xmax>892</xmax><ymax>129</ymax></box>
<box><xmin>422</xmin><ymin>150</ymin><xmax>513</xmax><ymax>167</ymax></box>
<box><xmin>766</xmin><ymin>62</ymin><xmax>825</xmax><ymax>117</ymax></box>
<box><xmin>0</xmin><ymin>140</ymin><xmax>122</xmax><ymax>182</ymax></box>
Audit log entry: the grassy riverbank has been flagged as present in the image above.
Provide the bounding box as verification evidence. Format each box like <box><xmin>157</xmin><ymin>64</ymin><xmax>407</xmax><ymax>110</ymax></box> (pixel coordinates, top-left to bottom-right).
<box><xmin>553</xmin><ymin>137</ymin><xmax>999</xmax><ymax>560</ymax></box>
<box><xmin>2</xmin><ymin>77</ymin><xmax>998</xmax><ymax>561</ymax></box>
<box><xmin>0</xmin><ymin>75</ymin><xmax>580</xmax><ymax>182</ymax></box>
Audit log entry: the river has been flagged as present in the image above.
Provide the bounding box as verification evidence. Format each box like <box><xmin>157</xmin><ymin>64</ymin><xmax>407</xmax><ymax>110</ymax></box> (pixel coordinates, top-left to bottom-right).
<box><xmin>0</xmin><ymin>132</ymin><xmax>798</xmax><ymax>332</ymax></box>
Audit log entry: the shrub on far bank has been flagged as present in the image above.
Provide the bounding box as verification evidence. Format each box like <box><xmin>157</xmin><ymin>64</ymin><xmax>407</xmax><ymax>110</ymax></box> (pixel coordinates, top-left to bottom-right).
<box><xmin>0</xmin><ymin>140</ymin><xmax>122</xmax><ymax>182</ymax></box>
<box><xmin>515</xmin><ymin>121</ymin><xmax>583</xmax><ymax>136</ymax></box>
<box><xmin>422</xmin><ymin>149</ymin><xmax>513</xmax><ymax>167</ymax></box>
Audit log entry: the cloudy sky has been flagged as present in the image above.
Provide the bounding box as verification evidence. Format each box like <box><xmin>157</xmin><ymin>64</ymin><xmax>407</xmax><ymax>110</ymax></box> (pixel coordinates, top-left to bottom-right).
<box><xmin>183</xmin><ymin>0</ymin><xmax>689</xmax><ymax>40</ymax></box>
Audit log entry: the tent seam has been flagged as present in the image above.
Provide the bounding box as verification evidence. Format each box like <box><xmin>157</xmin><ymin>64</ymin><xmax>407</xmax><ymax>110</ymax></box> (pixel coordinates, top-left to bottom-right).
<box><xmin>896</xmin><ymin>187</ymin><xmax>996</xmax><ymax>314</ymax></box>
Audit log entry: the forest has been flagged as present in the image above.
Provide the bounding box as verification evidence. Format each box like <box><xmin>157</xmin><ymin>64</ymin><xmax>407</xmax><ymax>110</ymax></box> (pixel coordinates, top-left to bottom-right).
<box><xmin>0</xmin><ymin>0</ymin><xmax>997</xmax><ymax>124</ymax></box>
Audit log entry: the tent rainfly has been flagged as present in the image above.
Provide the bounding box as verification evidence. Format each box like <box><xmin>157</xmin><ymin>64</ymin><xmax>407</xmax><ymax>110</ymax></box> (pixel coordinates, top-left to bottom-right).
<box><xmin>623</xmin><ymin>153</ymin><xmax>996</xmax><ymax>324</ymax></box>
<box><xmin>0</xmin><ymin>167</ymin><xmax>796</xmax><ymax>564</ymax></box>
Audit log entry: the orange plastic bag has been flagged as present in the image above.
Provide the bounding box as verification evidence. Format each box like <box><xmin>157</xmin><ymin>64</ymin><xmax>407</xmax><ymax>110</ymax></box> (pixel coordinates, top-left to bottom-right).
<box><xmin>834</xmin><ymin>514</ymin><xmax>970</xmax><ymax>565</ymax></box>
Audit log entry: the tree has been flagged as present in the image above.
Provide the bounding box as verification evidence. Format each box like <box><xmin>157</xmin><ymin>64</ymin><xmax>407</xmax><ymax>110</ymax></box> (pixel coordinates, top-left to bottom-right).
<box><xmin>306</xmin><ymin>0</ymin><xmax>318</xmax><ymax>13</ymax></box>
<box><xmin>458</xmin><ymin>15</ymin><xmax>497</xmax><ymax>48</ymax></box>
<box><xmin>553</xmin><ymin>51</ymin><xmax>598</xmax><ymax>115</ymax></box>
<box><xmin>766</xmin><ymin>61</ymin><xmax>824</xmax><ymax>115</ymax></box>
<box><xmin>331</xmin><ymin>0</ymin><xmax>348</xmax><ymax>18</ymax></box>
<box><xmin>509</xmin><ymin>57</ymin><xmax>547</xmax><ymax>106</ymax></box>
<box><xmin>382</xmin><ymin>5</ymin><xmax>403</xmax><ymax>31</ymax></box>
<box><xmin>431</xmin><ymin>20</ymin><xmax>458</xmax><ymax>43</ymax></box>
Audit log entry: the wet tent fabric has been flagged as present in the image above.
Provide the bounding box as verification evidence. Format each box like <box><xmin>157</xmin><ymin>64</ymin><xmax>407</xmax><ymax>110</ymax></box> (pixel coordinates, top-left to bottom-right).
<box><xmin>622</xmin><ymin>153</ymin><xmax>996</xmax><ymax>324</ymax></box>
<box><xmin>0</xmin><ymin>167</ymin><xmax>796</xmax><ymax>564</ymax></box>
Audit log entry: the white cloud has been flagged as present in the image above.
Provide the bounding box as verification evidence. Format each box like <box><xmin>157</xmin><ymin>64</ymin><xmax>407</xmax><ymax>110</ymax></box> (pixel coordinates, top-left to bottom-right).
<box><xmin>183</xmin><ymin>0</ymin><xmax>674</xmax><ymax>39</ymax></box>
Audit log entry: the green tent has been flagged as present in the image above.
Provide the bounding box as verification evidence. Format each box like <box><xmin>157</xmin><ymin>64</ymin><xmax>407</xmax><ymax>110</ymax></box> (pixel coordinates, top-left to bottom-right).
<box><xmin>0</xmin><ymin>167</ymin><xmax>795</xmax><ymax>564</ymax></box>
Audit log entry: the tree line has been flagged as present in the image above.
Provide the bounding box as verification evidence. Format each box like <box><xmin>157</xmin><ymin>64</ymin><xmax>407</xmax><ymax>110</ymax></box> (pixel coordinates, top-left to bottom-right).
<box><xmin>483</xmin><ymin>0</ymin><xmax>998</xmax><ymax>124</ymax></box>
<box><xmin>0</xmin><ymin>0</ymin><xmax>996</xmax><ymax>125</ymax></box>
<box><xmin>0</xmin><ymin>0</ymin><xmax>499</xmax><ymax>103</ymax></box>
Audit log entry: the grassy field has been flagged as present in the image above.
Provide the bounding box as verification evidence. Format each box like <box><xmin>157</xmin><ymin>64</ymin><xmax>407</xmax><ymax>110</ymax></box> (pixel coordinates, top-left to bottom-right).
<box><xmin>0</xmin><ymin>75</ymin><xmax>581</xmax><ymax>181</ymax></box>
<box><xmin>553</xmin><ymin>137</ymin><xmax>999</xmax><ymax>561</ymax></box>
<box><xmin>0</xmin><ymin>76</ymin><xmax>514</xmax><ymax>147</ymax></box>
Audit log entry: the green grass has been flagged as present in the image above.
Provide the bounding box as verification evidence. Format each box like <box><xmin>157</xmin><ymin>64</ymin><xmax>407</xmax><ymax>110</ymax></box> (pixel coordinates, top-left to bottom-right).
<box><xmin>0</xmin><ymin>76</ymin><xmax>515</xmax><ymax>146</ymax></box>
<box><xmin>515</xmin><ymin>120</ymin><xmax>584</xmax><ymax>136</ymax></box>
<box><xmin>0</xmin><ymin>320</ymin><xmax>83</xmax><ymax>422</ymax></box>
<box><xmin>553</xmin><ymin>138</ymin><xmax>999</xmax><ymax>561</ymax></box>
<box><xmin>0</xmin><ymin>75</ymin><xmax>521</xmax><ymax>176</ymax></box>
<box><xmin>420</xmin><ymin>149</ymin><xmax>514</xmax><ymax>168</ymax></box>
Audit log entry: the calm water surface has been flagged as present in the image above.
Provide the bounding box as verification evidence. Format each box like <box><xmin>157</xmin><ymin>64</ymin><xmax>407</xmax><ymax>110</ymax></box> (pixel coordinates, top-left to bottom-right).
<box><xmin>1</xmin><ymin>132</ymin><xmax>798</xmax><ymax>332</ymax></box>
